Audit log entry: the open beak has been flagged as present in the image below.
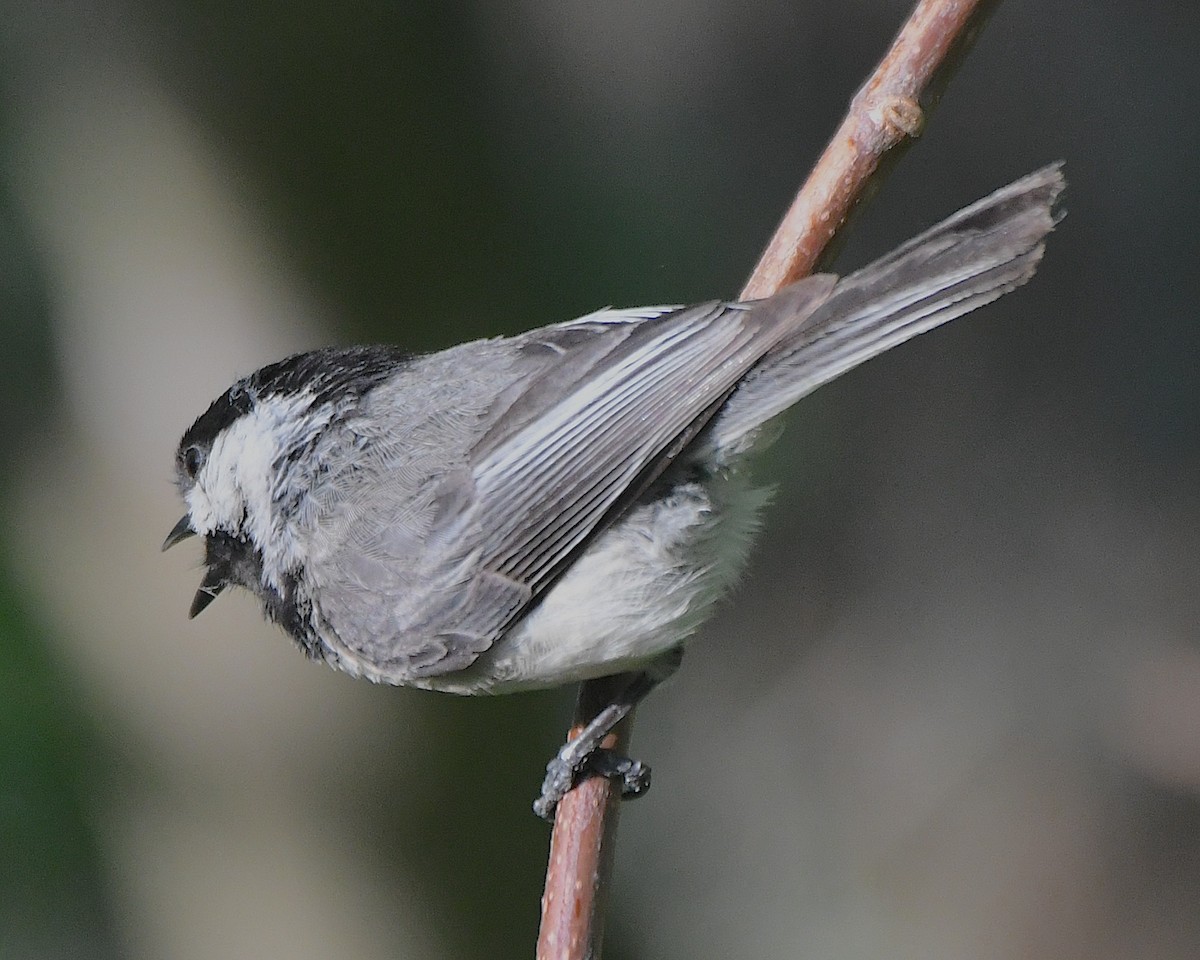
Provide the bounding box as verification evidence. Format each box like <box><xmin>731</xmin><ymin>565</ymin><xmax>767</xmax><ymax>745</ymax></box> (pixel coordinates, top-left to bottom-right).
<box><xmin>189</xmin><ymin>565</ymin><xmax>227</xmax><ymax>619</ymax></box>
<box><xmin>163</xmin><ymin>514</ymin><xmax>225</xmax><ymax>617</ymax></box>
<box><xmin>162</xmin><ymin>515</ymin><xmax>196</xmax><ymax>551</ymax></box>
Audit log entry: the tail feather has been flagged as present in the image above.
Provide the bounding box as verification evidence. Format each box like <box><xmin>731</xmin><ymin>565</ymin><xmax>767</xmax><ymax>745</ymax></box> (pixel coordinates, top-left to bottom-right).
<box><xmin>707</xmin><ymin>163</ymin><xmax>1065</xmax><ymax>451</ymax></box>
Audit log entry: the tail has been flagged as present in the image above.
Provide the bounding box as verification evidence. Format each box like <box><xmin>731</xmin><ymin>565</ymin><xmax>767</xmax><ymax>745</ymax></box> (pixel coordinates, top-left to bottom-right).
<box><xmin>707</xmin><ymin>163</ymin><xmax>1065</xmax><ymax>450</ymax></box>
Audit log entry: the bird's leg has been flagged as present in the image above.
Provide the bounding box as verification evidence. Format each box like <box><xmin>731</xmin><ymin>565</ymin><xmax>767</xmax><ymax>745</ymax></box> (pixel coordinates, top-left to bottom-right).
<box><xmin>534</xmin><ymin>648</ymin><xmax>682</xmax><ymax>821</ymax></box>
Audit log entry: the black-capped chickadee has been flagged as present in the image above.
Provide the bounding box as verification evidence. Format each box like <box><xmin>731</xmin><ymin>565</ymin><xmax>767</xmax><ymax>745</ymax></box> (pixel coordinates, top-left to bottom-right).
<box><xmin>164</xmin><ymin>166</ymin><xmax>1063</xmax><ymax>817</ymax></box>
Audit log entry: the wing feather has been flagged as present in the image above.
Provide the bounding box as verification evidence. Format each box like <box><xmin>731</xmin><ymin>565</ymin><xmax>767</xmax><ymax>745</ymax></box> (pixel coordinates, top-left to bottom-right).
<box><xmin>423</xmin><ymin>282</ymin><xmax>836</xmax><ymax>652</ymax></box>
<box><xmin>469</xmin><ymin>302</ymin><xmax>779</xmax><ymax>591</ymax></box>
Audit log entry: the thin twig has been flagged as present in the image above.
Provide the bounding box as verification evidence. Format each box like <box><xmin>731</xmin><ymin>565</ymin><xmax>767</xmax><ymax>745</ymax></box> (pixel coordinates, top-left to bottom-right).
<box><xmin>536</xmin><ymin>1</ymin><xmax>994</xmax><ymax>957</ymax></box>
<box><xmin>536</xmin><ymin>677</ymin><xmax>630</xmax><ymax>960</ymax></box>
<box><xmin>742</xmin><ymin>0</ymin><xmax>996</xmax><ymax>299</ymax></box>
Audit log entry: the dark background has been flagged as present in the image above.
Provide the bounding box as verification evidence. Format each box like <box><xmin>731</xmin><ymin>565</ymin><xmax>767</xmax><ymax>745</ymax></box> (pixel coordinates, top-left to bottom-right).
<box><xmin>2</xmin><ymin>1</ymin><xmax>1198</xmax><ymax>958</ymax></box>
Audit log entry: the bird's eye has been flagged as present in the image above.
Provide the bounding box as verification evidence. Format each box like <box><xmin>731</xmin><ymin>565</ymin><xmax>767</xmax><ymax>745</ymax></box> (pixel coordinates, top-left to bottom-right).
<box><xmin>183</xmin><ymin>445</ymin><xmax>204</xmax><ymax>479</ymax></box>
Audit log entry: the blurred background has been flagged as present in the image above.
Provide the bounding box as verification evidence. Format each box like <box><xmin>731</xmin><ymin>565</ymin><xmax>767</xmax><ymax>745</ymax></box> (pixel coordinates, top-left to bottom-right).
<box><xmin>2</xmin><ymin>0</ymin><xmax>1198</xmax><ymax>957</ymax></box>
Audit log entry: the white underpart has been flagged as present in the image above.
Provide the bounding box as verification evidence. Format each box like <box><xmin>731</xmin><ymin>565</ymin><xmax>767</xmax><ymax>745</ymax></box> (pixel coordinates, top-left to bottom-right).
<box><xmin>441</xmin><ymin>465</ymin><xmax>773</xmax><ymax>693</ymax></box>
<box><xmin>186</xmin><ymin>390</ymin><xmax>330</xmax><ymax>590</ymax></box>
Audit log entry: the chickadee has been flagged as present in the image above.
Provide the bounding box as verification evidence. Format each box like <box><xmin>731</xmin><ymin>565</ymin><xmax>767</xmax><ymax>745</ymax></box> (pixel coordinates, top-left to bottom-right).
<box><xmin>165</xmin><ymin>165</ymin><xmax>1063</xmax><ymax>818</ymax></box>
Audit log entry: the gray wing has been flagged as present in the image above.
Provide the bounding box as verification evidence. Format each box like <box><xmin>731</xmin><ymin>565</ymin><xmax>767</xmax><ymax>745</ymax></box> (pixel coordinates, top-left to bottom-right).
<box><xmin>314</xmin><ymin>282</ymin><xmax>835</xmax><ymax>679</ymax></box>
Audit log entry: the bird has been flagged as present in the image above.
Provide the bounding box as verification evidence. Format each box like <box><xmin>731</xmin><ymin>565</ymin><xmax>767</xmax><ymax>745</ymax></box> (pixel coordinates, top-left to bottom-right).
<box><xmin>163</xmin><ymin>164</ymin><xmax>1063</xmax><ymax>817</ymax></box>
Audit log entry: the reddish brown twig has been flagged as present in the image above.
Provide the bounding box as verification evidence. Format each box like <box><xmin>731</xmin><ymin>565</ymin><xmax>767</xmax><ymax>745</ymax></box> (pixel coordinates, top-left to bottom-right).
<box><xmin>537</xmin><ymin>2</ymin><xmax>993</xmax><ymax>957</ymax></box>
<box><xmin>536</xmin><ymin>677</ymin><xmax>630</xmax><ymax>960</ymax></box>
<box><xmin>742</xmin><ymin>0</ymin><xmax>994</xmax><ymax>299</ymax></box>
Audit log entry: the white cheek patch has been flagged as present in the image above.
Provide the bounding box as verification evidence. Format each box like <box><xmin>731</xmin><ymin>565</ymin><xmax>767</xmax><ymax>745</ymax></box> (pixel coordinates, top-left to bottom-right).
<box><xmin>185</xmin><ymin>484</ymin><xmax>218</xmax><ymax>535</ymax></box>
<box><xmin>187</xmin><ymin>390</ymin><xmax>331</xmax><ymax>583</ymax></box>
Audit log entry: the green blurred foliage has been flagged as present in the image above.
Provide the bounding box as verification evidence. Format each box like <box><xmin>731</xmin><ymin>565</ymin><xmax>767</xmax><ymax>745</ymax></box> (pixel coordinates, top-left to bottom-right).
<box><xmin>0</xmin><ymin>568</ymin><xmax>122</xmax><ymax>959</ymax></box>
<box><xmin>0</xmin><ymin>169</ymin><xmax>55</xmax><ymax>457</ymax></box>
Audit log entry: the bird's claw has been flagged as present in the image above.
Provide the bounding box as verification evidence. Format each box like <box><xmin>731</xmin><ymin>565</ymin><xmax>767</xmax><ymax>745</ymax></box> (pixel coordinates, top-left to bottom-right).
<box><xmin>533</xmin><ymin>748</ymin><xmax>652</xmax><ymax>821</ymax></box>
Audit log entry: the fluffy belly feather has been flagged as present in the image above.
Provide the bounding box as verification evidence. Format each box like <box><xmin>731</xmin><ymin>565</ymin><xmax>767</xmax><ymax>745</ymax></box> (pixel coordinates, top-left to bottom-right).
<box><xmin>428</xmin><ymin>467</ymin><xmax>772</xmax><ymax>694</ymax></box>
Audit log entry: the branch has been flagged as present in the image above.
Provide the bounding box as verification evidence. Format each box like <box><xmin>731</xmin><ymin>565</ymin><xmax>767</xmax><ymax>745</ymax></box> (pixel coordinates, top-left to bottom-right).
<box><xmin>537</xmin><ymin>677</ymin><xmax>630</xmax><ymax>960</ymax></box>
<box><xmin>537</xmin><ymin>2</ymin><xmax>994</xmax><ymax>957</ymax></box>
<box><xmin>742</xmin><ymin>0</ymin><xmax>996</xmax><ymax>298</ymax></box>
